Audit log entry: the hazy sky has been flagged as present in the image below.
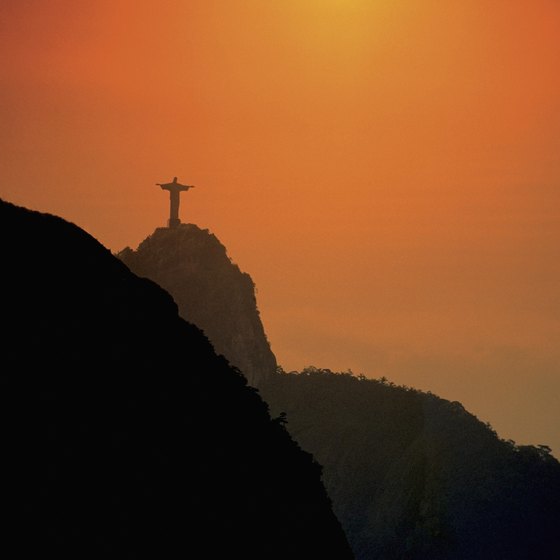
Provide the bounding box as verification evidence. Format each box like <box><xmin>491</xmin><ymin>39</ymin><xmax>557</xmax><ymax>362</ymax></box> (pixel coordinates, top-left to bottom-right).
<box><xmin>2</xmin><ymin>1</ymin><xmax>559</xmax><ymax>454</ymax></box>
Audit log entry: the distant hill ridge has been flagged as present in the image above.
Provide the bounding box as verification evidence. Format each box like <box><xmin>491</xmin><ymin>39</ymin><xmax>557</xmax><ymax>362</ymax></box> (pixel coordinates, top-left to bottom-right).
<box><xmin>262</xmin><ymin>367</ymin><xmax>560</xmax><ymax>559</ymax></box>
<box><xmin>120</xmin><ymin>220</ymin><xmax>560</xmax><ymax>559</ymax></box>
<box><xmin>0</xmin><ymin>199</ymin><xmax>353</xmax><ymax>559</ymax></box>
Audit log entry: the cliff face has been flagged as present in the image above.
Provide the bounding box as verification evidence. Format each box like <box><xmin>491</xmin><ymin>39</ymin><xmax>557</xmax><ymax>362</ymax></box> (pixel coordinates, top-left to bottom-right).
<box><xmin>0</xmin><ymin>199</ymin><xmax>353</xmax><ymax>559</ymax></box>
<box><xmin>118</xmin><ymin>224</ymin><xmax>276</xmax><ymax>387</ymax></box>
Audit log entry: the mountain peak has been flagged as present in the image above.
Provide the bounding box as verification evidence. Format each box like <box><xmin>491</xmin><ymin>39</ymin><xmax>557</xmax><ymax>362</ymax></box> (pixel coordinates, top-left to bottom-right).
<box><xmin>118</xmin><ymin>224</ymin><xmax>277</xmax><ymax>386</ymax></box>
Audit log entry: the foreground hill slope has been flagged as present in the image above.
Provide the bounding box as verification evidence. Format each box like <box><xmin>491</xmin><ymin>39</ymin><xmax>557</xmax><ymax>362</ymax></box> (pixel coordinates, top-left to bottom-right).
<box><xmin>0</xmin><ymin>199</ymin><xmax>353</xmax><ymax>559</ymax></box>
<box><xmin>118</xmin><ymin>225</ymin><xmax>277</xmax><ymax>387</ymax></box>
<box><xmin>120</xmin><ymin>223</ymin><xmax>560</xmax><ymax>559</ymax></box>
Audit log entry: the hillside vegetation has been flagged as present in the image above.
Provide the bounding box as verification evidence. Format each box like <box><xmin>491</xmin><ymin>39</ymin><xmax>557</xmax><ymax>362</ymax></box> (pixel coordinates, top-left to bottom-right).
<box><xmin>261</xmin><ymin>367</ymin><xmax>560</xmax><ymax>559</ymax></box>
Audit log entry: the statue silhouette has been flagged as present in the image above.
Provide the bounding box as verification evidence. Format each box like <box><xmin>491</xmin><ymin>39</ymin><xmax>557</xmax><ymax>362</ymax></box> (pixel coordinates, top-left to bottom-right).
<box><xmin>156</xmin><ymin>177</ymin><xmax>195</xmax><ymax>227</ymax></box>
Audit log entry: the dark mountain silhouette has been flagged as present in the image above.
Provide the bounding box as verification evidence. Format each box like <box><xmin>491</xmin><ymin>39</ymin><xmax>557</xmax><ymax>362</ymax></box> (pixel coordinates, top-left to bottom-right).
<box><xmin>118</xmin><ymin>225</ymin><xmax>277</xmax><ymax>387</ymax></box>
<box><xmin>120</xmin><ymin>222</ymin><xmax>560</xmax><ymax>559</ymax></box>
<box><xmin>0</xmin><ymin>199</ymin><xmax>353</xmax><ymax>559</ymax></box>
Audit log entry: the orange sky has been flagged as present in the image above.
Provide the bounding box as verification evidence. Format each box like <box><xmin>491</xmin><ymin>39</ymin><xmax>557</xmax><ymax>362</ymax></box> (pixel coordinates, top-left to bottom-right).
<box><xmin>2</xmin><ymin>1</ymin><xmax>559</xmax><ymax>454</ymax></box>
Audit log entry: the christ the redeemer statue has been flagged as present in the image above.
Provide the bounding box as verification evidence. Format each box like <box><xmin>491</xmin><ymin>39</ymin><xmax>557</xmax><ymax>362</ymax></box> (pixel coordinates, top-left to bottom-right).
<box><xmin>156</xmin><ymin>176</ymin><xmax>195</xmax><ymax>228</ymax></box>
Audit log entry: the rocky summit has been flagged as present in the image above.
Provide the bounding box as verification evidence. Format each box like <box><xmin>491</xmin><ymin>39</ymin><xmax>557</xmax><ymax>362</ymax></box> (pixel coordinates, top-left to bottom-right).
<box><xmin>118</xmin><ymin>224</ymin><xmax>277</xmax><ymax>387</ymax></box>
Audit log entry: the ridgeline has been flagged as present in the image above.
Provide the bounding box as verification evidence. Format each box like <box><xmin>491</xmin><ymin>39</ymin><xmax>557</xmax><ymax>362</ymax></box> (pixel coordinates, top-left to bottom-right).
<box><xmin>120</xmin><ymin>220</ymin><xmax>560</xmax><ymax>559</ymax></box>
